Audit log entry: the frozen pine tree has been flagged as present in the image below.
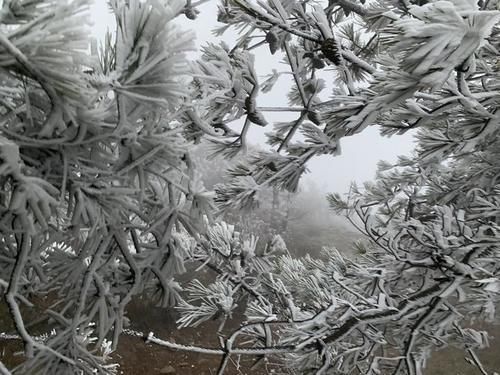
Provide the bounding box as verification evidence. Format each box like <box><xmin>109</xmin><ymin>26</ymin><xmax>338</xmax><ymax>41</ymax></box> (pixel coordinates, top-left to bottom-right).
<box><xmin>0</xmin><ymin>0</ymin><xmax>500</xmax><ymax>374</ymax></box>
<box><xmin>0</xmin><ymin>0</ymin><xmax>214</xmax><ymax>373</ymax></box>
<box><xmin>147</xmin><ymin>0</ymin><xmax>500</xmax><ymax>374</ymax></box>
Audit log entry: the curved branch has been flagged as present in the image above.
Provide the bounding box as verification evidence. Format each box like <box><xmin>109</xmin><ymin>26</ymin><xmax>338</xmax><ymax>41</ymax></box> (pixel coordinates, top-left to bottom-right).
<box><xmin>0</xmin><ymin>33</ymin><xmax>62</xmax><ymax>137</ymax></box>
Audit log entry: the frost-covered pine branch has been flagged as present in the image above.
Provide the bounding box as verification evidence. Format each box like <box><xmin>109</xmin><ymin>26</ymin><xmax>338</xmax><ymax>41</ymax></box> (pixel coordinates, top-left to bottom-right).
<box><xmin>0</xmin><ymin>0</ymin><xmax>213</xmax><ymax>373</ymax></box>
<box><xmin>147</xmin><ymin>0</ymin><xmax>500</xmax><ymax>374</ymax></box>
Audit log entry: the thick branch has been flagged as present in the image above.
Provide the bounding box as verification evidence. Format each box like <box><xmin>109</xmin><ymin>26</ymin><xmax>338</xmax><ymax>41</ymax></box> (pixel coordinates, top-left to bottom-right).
<box><xmin>0</xmin><ymin>361</ymin><xmax>12</xmax><ymax>375</ymax></box>
<box><xmin>0</xmin><ymin>33</ymin><xmax>62</xmax><ymax>137</ymax></box>
<box><xmin>146</xmin><ymin>332</ymin><xmax>296</xmax><ymax>356</ymax></box>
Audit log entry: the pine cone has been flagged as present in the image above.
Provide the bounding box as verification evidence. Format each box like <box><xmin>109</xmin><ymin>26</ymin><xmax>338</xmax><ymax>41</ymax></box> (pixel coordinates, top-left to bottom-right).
<box><xmin>321</xmin><ymin>38</ymin><xmax>341</xmax><ymax>66</ymax></box>
<box><xmin>247</xmin><ymin>111</ymin><xmax>268</xmax><ymax>126</ymax></box>
<box><xmin>266</xmin><ymin>29</ymin><xmax>280</xmax><ymax>55</ymax></box>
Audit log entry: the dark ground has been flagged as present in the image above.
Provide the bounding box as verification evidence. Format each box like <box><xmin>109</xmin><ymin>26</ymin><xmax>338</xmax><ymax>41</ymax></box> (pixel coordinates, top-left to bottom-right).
<box><xmin>1</xmin><ymin>297</ymin><xmax>499</xmax><ymax>374</ymax></box>
<box><xmin>116</xmin><ymin>299</ymin><xmax>500</xmax><ymax>375</ymax></box>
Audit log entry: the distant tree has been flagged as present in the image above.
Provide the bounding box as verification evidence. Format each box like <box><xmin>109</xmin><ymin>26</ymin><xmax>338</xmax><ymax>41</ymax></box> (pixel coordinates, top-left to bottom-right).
<box><xmin>283</xmin><ymin>182</ymin><xmax>358</xmax><ymax>256</ymax></box>
<box><xmin>191</xmin><ymin>141</ymin><xmax>294</xmax><ymax>243</ymax></box>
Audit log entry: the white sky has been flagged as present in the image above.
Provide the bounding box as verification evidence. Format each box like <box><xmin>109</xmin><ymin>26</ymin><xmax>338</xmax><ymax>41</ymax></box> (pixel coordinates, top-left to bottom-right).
<box><xmin>89</xmin><ymin>0</ymin><xmax>415</xmax><ymax>195</ymax></box>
